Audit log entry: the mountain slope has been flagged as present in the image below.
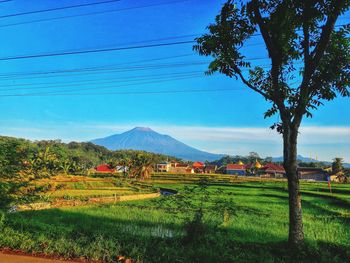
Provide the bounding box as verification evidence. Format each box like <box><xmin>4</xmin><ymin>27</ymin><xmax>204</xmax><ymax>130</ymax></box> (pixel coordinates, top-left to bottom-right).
<box><xmin>91</xmin><ymin>127</ymin><xmax>224</xmax><ymax>161</ymax></box>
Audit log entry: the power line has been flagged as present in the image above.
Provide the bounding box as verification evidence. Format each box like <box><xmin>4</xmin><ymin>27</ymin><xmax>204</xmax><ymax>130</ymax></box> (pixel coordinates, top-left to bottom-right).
<box><xmin>26</xmin><ymin>74</ymin><xmax>205</xmax><ymax>96</ymax></box>
<box><xmin>0</xmin><ymin>53</ymin><xmax>195</xmax><ymax>78</ymax></box>
<box><xmin>0</xmin><ymin>0</ymin><xmax>121</xmax><ymax>19</ymax></box>
<box><xmin>0</xmin><ymin>87</ymin><xmax>245</xmax><ymax>98</ymax></box>
<box><xmin>0</xmin><ymin>0</ymin><xmax>188</xmax><ymax>28</ymax></box>
<box><xmin>0</xmin><ymin>63</ymin><xmax>281</xmax><ymax>95</ymax></box>
<box><xmin>0</xmin><ymin>71</ymin><xmax>205</xmax><ymax>92</ymax></box>
<box><xmin>0</xmin><ymin>57</ymin><xmax>271</xmax><ymax>81</ymax></box>
<box><xmin>0</xmin><ymin>40</ymin><xmax>195</xmax><ymax>61</ymax></box>
<box><xmin>0</xmin><ymin>24</ymin><xmax>346</xmax><ymax>62</ymax></box>
<box><xmin>1</xmin><ymin>74</ymin><xmax>207</xmax><ymax>97</ymax></box>
<box><xmin>0</xmin><ymin>61</ymin><xmax>211</xmax><ymax>81</ymax></box>
<box><xmin>0</xmin><ymin>33</ymin><xmax>198</xmax><ymax>64</ymax></box>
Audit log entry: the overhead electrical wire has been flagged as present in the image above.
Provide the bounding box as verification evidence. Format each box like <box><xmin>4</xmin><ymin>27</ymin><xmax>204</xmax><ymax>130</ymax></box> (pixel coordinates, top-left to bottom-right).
<box><xmin>0</xmin><ymin>61</ymin><xmax>211</xmax><ymax>81</ymax></box>
<box><xmin>0</xmin><ymin>53</ymin><xmax>195</xmax><ymax>78</ymax></box>
<box><xmin>0</xmin><ymin>40</ymin><xmax>195</xmax><ymax>61</ymax></box>
<box><xmin>0</xmin><ymin>87</ymin><xmax>246</xmax><ymax>98</ymax></box>
<box><xmin>0</xmin><ymin>73</ymin><xmax>206</xmax><ymax>97</ymax></box>
<box><xmin>0</xmin><ymin>0</ymin><xmax>121</xmax><ymax>19</ymax></box>
<box><xmin>0</xmin><ymin>23</ymin><xmax>347</xmax><ymax>62</ymax></box>
<box><xmin>0</xmin><ymin>57</ymin><xmax>272</xmax><ymax>82</ymax></box>
<box><xmin>0</xmin><ymin>0</ymin><xmax>188</xmax><ymax>28</ymax></box>
<box><xmin>0</xmin><ymin>71</ymin><xmax>205</xmax><ymax>92</ymax></box>
<box><xmin>27</xmin><ymin>74</ymin><xmax>205</xmax><ymax>95</ymax></box>
<box><xmin>0</xmin><ymin>33</ymin><xmax>199</xmax><ymax>64</ymax></box>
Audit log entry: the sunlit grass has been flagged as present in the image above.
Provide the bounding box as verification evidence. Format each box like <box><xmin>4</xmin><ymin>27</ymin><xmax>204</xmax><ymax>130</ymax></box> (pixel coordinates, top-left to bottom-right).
<box><xmin>0</xmin><ymin>176</ymin><xmax>349</xmax><ymax>262</ymax></box>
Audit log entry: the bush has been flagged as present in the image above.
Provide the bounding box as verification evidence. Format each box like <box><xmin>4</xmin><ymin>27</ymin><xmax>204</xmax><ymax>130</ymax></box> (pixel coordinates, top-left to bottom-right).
<box><xmin>0</xmin><ymin>210</ymin><xmax>5</xmax><ymax>227</ymax></box>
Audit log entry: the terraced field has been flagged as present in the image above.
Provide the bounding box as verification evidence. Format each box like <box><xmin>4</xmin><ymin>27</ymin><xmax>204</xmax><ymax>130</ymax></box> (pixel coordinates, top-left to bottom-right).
<box><xmin>0</xmin><ymin>174</ymin><xmax>349</xmax><ymax>262</ymax></box>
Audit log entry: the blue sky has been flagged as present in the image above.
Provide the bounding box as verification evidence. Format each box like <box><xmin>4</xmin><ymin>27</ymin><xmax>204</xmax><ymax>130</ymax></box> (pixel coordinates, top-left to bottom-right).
<box><xmin>0</xmin><ymin>0</ymin><xmax>349</xmax><ymax>162</ymax></box>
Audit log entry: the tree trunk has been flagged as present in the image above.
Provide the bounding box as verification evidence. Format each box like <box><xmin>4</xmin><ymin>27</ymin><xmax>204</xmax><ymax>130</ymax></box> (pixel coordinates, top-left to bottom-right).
<box><xmin>283</xmin><ymin>125</ymin><xmax>304</xmax><ymax>246</ymax></box>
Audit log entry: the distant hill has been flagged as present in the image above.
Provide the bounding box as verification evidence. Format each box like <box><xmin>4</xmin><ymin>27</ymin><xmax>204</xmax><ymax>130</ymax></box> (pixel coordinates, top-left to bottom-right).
<box><xmin>91</xmin><ymin>127</ymin><xmax>224</xmax><ymax>161</ymax></box>
<box><xmin>272</xmin><ymin>155</ymin><xmax>350</xmax><ymax>168</ymax></box>
<box><xmin>272</xmin><ymin>155</ymin><xmax>321</xmax><ymax>163</ymax></box>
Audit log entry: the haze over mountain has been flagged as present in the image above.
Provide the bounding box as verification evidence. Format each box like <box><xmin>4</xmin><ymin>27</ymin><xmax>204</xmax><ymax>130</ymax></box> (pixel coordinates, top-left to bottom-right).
<box><xmin>91</xmin><ymin>127</ymin><xmax>224</xmax><ymax>161</ymax></box>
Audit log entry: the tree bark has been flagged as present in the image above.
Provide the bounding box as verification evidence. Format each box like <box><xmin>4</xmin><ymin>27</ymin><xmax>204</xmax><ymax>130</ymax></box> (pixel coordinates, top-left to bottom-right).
<box><xmin>283</xmin><ymin>124</ymin><xmax>304</xmax><ymax>246</ymax></box>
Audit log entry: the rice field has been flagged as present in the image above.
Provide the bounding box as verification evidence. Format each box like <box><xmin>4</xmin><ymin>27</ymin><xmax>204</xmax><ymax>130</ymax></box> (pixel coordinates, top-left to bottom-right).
<box><xmin>0</xmin><ymin>174</ymin><xmax>349</xmax><ymax>262</ymax></box>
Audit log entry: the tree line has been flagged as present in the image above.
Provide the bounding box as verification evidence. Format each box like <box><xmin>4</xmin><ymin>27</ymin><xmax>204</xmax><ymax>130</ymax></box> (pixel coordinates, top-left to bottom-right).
<box><xmin>0</xmin><ymin>135</ymin><xmax>174</xmax><ymax>208</ymax></box>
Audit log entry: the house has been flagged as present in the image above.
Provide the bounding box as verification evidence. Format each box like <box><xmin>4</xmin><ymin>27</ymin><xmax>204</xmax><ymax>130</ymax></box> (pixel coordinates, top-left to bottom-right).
<box><xmin>297</xmin><ymin>167</ymin><xmax>327</xmax><ymax>181</ymax></box>
<box><xmin>169</xmin><ymin>164</ymin><xmax>194</xmax><ymax>174</ymax></box>
<box><xmin>95</xmin><ymin>164</ymin><xmax>115</xmax><ymax>173</ymax></box>
<box><xmin>192</xmin><ymin>161</ymin><xmax>205</xmax><ymax>173</ymax></box>
<box><xmin>204</xmin><ymin>165</ymin><xmax>217</xmax><ymax>174</ymax></box>
<box><xmin>259</xmin><ymin>163</ymin><xmax>285</xmax><ymax>178</ymax></box>
<box><xmin>226</xmin><ymin>164</ymin><xmax>246</xmax><ymax>176</ymax></box>
<box><xmin>329</xmin><ymin>171</ymin><xmax>348</xmax><ymax>183</ymax></box>
<box><xmin>216</xmin><ymin>165</ymin><xmax>227</xmax><ymax>174</ymax></box>
<box><xmin>246</xmin><ymin>160</ymin><xmax>263</xmax><ymax>175</ymax></box>
<box><xmin>156</xmin><ymin>162</ymin><xmax>171</xmax><ymax>173</ymax></box>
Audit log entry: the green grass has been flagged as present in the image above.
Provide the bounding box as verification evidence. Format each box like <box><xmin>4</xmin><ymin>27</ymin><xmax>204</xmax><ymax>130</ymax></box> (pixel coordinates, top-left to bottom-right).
<box><xmin>0</xmin><ymin>176</ymin><xmax>349</xmax><ymax>262</ymax></box>
<box><xmin>37</xmin><ymin>176</ymin><xmax>152</xmax><ymax>202</ymax></box>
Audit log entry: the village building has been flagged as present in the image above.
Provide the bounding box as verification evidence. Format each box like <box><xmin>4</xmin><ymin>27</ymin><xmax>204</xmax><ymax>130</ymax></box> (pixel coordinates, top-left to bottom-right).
<box><xmin>226</xmin><ymin>164</ymin><xmax>246</xmax><ymax>176</ymax></box>
<box><xmin>297</xmin><ymin>167</ymin><xmax>328</xmax><ymax>181</ymax></box>
<box><xmin>259</xmin><ymin>163</ymin><xmax>286</xmax><ymax>178</ymax></box>
<box><xmin>192</xmin><ymin>161</ymin><xmax>205</xmax><ymax>173</ymax></box>
<box><xmin>329</xmin><ymin>171</ymin><xmax>348</xmax><ymax>183</ymax></box>
<box><xmin>204</xmin><ymin>165</ymin><xmax>217</xmax><ymax>174</ymax></box>
<box><xmin>156</xmin><ymin>162</ymin><xmax>171</xmax><ymax>173</ymax></box>
<box><xmin>168</xmin><ymin>163</ymin><xmax>194</xmax><ymax>174</ymax></box>
<box><xmin>95</xmin><ymin>164</ymin><xmax>116</xmax><ymax>173</ymax></box>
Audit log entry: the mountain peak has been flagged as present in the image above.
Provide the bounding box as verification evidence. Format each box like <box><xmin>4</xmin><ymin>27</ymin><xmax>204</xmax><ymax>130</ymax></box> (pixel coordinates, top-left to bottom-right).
<box><xmin>132</xmin><ymin>127</ymin><xmax>154</xmax><ymax>132</ymax></box>
<box><xmin>91</xmin><ymin>127</ymin><xmax>224</xmax><ymax>161</ymax></box>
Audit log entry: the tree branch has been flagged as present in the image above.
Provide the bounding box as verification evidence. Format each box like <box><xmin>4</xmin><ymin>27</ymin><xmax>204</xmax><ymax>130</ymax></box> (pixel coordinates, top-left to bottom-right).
<box><xmin>301</xmin><ymin>0</ymin><xmax>346</xmax><ymax>86</ymax></box>
<box><xmin>234</xmin><ymin>67</ymin><xmax>270</xmax><ymax>100</ymax></box>
<box><xmin>295</xmin><ymin>0</ymin><xmax>346</xmax><ymax>126</ymax></box>
<box><xmin>251</xmin><ymin>0</ymin><xmax>277</xmax><ymax>58</ymax></box>
<box><xmin>251</xmin><ymin>0</ymin><xmax>288</xmax><ymax>120</ymax></box>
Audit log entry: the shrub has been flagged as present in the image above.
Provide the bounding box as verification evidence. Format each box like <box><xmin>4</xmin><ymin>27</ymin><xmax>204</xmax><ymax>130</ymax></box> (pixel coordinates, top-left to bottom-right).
<box><xmin>0</xmin><ymin>210</ymin><xmax>5</xmax><ymax>228</ymax></box>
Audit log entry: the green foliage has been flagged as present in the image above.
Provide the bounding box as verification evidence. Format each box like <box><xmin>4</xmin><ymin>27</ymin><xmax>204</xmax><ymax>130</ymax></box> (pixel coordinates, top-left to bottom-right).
<box><xmin>332</xmin><ymin>157</ymin><xmax>344</xmax><ymax>173</ymax></box>
<box><xmin>0</xmin><ymin>179</ymin><xmax>349</xmax><ymax>262</ymax></box>
<box><xmin>0</xmin><ymin>136</ymin><xmax>174</xmax><ymax>208</ymax></box>
<box><xmin>0</xmin><ymin>210</ymin><xmax>5</xmax><ymax>227</ymax></box>
<box><xmin>194</xmin><ymin>0</ymin><xmax>350</xmax><ymax>128</ymax></box>
<box><xmin>194</xmin><ymin>0</ymin><xmax>350</xmax><ymax>245</ymax></box>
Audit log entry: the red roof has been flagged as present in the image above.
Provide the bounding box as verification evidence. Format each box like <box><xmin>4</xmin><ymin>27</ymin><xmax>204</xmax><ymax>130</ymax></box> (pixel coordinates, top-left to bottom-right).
<box><xmin>262</xmin><ymin>163</ymin><xmax>285</xmax><ymax>173</ymax></box>
<box><xmin>227</xmin><ymin>164</ymin><xmax>246</xmax><ymax>170</ymax></box>
<box><xmin>193</xmin><ymin>162</ymin><xmax>205</xmax><ymax>168</ymax></box>
<box><xmin>96</xmin><ymin>164</ymin><xmax>115</xmax><ymax>173</ymax></box>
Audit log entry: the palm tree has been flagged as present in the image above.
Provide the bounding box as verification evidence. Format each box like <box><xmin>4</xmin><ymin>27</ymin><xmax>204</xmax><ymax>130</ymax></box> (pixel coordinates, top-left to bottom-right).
<box><xmin>60</xmin><ymin>159</ymin><xmax>71</xmax><ymax>175</ymax></box>
<box><xmin>332</xmin><ymin>158</ymin><xmax>344</xmax><ymax>173</ymax></box>
<box><xmin>129</xmin><ymin>153</ymin><xmax>155</xmax><ymax>180</ymax></box>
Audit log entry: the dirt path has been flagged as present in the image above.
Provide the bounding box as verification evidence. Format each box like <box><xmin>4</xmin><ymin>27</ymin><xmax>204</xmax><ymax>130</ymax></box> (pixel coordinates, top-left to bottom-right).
<box><xmin>0</xmin><ymin>252</ymin><xmax>78</xmax><ymax>263</ymax></box>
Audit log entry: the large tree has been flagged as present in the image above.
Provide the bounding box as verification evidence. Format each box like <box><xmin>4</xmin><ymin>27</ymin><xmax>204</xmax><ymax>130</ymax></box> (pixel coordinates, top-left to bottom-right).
<box><xmin>194</xmin><ymin>0</ymin><xmax>350</xmax><ymax>245</ymax></box>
